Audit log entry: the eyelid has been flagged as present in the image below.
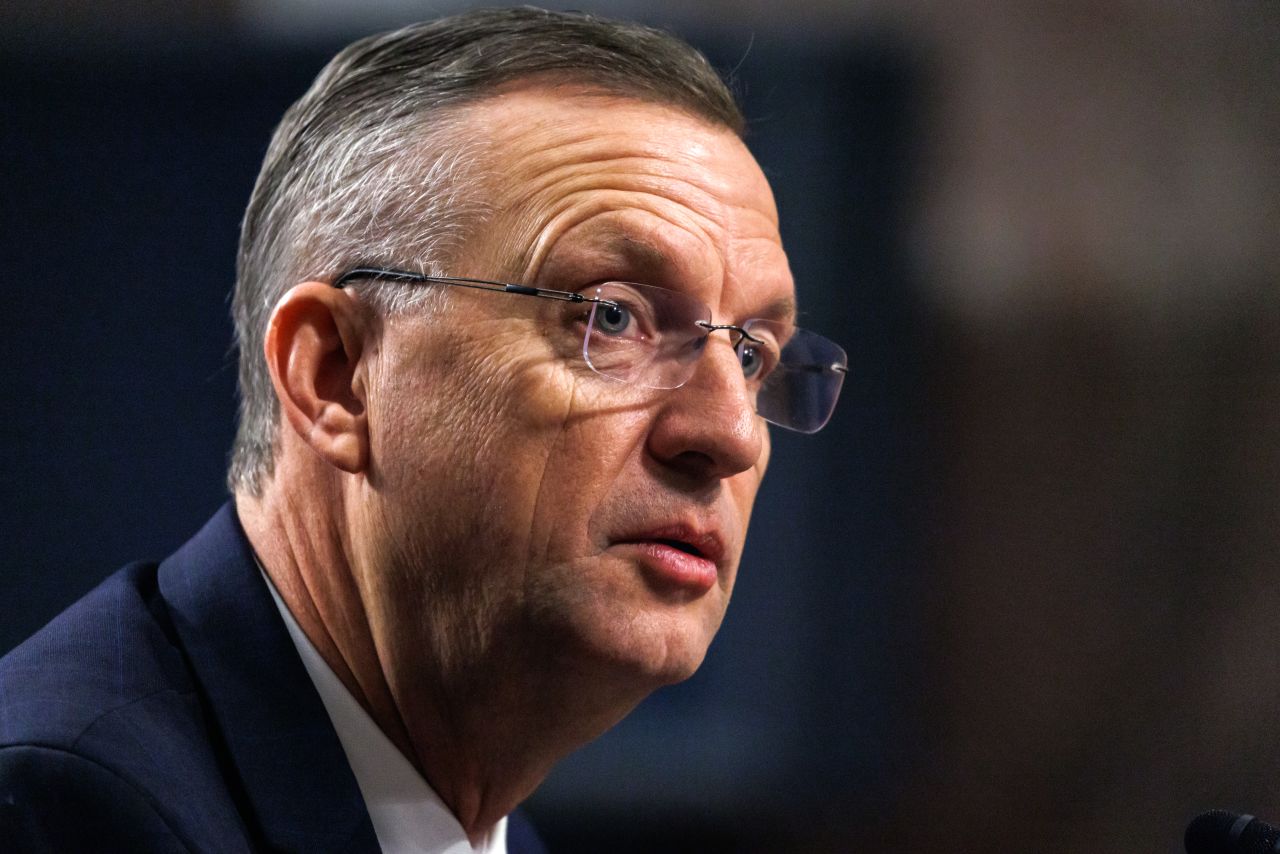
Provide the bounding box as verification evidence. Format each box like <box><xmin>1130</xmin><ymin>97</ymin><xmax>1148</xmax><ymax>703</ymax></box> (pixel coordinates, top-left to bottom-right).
<box><xmin>589</xmin><ymin>283</ymin><xmax>664</xmax><ymax>339</ymax></box>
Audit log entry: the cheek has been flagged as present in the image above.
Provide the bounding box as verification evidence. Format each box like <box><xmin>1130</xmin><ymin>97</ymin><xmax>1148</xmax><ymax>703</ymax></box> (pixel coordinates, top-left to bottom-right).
<box><xmin>372</xmin><ymin>322</ymin><xmax>646</xmax><ymax>528</ymax></box>
<box><xmin>365</xmin><ymin>326</ymin><xmax>561</xmax><ymax>536</ymax></box>
<box><xmin>376</xmin><ymin>320</ymin><xmax>564</xmax><ymax>445</ymax></box>
<box><xmin>522</xmin><ymin>550</ymin><xmax>732</xmax><ymax>685</ymax></box>
<box><xmin>513</xmin><ymin>381</ymin><xmax>656</xmax><ymax>561</ymax></box>
<box><xmin>368</xmin><ymin>313</ymin><xmax>669</xmax><ymax>579</ymax></box>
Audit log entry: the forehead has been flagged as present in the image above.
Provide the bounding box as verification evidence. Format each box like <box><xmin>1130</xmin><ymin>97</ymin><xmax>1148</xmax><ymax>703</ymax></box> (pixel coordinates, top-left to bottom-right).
<box><xmin>457</xmin><ymin>86</ymin><xmax>795</xmax><ymax>321</ymax></box>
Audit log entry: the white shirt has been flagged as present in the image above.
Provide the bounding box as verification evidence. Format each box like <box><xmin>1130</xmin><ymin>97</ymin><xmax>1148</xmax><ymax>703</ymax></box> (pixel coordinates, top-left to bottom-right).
<box><xmin>260</xmin><ymin>569</ymin><xmax>508</xmax><ymax>854</ymax></box>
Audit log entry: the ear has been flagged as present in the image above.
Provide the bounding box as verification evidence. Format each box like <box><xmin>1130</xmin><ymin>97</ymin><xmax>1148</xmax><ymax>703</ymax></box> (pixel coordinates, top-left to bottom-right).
<box><xmin>264</xmin><ymin>281</ymin><xmax>371</xmax><ymax>475</ymax></box>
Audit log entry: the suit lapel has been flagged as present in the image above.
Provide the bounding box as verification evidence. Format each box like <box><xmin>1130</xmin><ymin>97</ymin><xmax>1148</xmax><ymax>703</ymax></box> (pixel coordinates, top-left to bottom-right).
<box><xmin>158</xmin><ymin>504</ymin><xmax>380</xmax><ymax>854</ymax></box>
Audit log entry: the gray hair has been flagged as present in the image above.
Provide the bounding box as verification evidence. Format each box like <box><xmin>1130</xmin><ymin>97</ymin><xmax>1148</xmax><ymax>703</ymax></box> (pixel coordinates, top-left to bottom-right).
<box><xmin>227</xmin><ymin>6</ymin><xmax>745</xmax><ymax>496</ymax></box>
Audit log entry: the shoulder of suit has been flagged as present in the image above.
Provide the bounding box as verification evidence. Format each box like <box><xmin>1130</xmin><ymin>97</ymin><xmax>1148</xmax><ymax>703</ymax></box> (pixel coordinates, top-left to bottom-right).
<box><xmin>0</xmin><ymin>560</ymin><xmax>192</xmax><ymax>751</ymax></box>
<box><xmin>0</xmin><ymin>562</ymin><xmax>252</xmax><ymax>852</ymax></box>
<box><xmin>0</xmin><ymin>743</ymin><xmax>197</xmax><ymax>852</ymax></box>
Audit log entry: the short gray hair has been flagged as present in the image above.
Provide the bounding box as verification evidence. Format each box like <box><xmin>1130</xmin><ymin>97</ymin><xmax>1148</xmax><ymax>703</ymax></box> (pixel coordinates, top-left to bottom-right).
<box><xmin>227</xmin><ymin>6</ymin><xmax>745</xmax><ymax>496</ymax></box>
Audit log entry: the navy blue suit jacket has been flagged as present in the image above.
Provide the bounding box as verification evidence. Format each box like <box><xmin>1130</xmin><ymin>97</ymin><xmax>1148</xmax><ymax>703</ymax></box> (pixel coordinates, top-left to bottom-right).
<box><xmin>0</xmin><ymin>504</ymin><xmax>546</xmax><ymax>853</ymax></box>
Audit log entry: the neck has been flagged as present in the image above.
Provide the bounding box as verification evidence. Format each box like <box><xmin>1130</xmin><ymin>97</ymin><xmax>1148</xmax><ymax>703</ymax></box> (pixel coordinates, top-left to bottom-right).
<box><xmin>235</xmin><ymin>460</ymin><xmax>656</xmax><ymax>843</ymax></box>
<box><xmin>385</xmin><ymin>640</ymin><xmax>649</xmax><ymax>837</ymax></box>
<box><xmin>235</xmin><ymin>472</ymin><xmax>419</xmax><ymax>777</ymax></box>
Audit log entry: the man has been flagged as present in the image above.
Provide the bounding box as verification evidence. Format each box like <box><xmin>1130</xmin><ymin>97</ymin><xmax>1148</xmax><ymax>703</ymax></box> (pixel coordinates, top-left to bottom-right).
<box><xmin>0</xmin><ymin>8</ymin><xmax>847</xmax><ymax>852</ymax></box>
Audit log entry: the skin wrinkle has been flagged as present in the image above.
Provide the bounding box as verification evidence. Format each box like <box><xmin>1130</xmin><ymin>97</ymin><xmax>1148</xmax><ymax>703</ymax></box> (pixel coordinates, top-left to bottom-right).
<box><xmin>505</xmin><ymin>195</ymin><xmax>788</xmax><ymax>330</ymax></box>
<box><xmin>261</xmin><ymin>470</ymin><xmax>421</xmax><ymax>765</ymax></box>
<box><xmin>455</xmin><ymin>98</ymin><xmax>780</xmax><ymax>314</ymax></box>
<box><xmin>485</xmin><ymin>113</ymin><xmax>747</xmax><ymax>282</ymax></box>
<box><xmin>517</xmin><ymin>190</ymin><xmax>728</xmax><ymax>292</ymax></box>
<box><xmin>521</xmin><ymin>206</ymin><xmax>787</xmax><ymax>346</ymax></box>
<box><xmin>307</xmin><ymin>477</ymin><xmax>407</xmax><ymax>744</ymax></box>
<box><xmin>517</xmin><ymin>161</ymin><xmax>732</xmax><ymax>226</ymax></box>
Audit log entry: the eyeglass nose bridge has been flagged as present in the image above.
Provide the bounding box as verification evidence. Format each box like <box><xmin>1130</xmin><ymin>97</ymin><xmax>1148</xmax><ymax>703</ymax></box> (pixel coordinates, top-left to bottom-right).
<box><xmin>694</xmin><ymin>320</ymin><xmax>763</xmax><ymax>351</ymax></box>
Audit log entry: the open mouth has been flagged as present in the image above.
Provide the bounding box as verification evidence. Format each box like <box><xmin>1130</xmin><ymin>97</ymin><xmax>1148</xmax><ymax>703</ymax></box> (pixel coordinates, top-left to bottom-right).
<box><xmin>613</xmin><ymin>525</ymin><xmax>725</xmax><ymax>570</ymax></box>
<box><xmin>653</xmin><ymin>538</ymin><xmax>704</xmax><ymax>558</ymax></box>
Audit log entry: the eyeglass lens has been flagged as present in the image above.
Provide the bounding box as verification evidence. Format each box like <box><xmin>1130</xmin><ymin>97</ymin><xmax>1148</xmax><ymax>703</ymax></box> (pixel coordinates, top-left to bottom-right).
<box><xmin>581</xmin><ymin>282</ymin><xmax>847</xmax><ymax>433</ymax></box>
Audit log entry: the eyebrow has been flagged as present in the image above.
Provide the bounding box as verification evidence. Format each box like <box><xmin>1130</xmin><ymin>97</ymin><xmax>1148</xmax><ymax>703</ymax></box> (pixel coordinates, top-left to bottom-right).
<box><xmin>612</xmin><ymin>234</ymin><xmax>799</xmax><ymax>323</ymax></box>
<box><xmin>754</xmin><ymin>294</ymin><xmax>798</xmax><ymax>325</ymax></box>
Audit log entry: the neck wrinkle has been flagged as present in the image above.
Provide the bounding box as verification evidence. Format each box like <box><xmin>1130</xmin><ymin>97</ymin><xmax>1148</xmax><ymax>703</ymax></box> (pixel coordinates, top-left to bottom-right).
<box><xmin>238</xmin><ymin>478</ymin><xmax>420</xmax><ymax>768</ymax></box>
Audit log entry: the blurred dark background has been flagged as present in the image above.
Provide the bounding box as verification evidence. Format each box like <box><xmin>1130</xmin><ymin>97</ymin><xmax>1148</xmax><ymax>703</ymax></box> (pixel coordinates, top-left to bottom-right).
<box><xmin>1</xmin><ymin>2</ymin><xmax>1277</xmax><ymax>852</ymax></box>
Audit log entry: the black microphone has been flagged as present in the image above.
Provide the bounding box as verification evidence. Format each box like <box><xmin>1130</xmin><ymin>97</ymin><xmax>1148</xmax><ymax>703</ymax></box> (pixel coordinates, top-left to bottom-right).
<box><xmin>1186</xmin><ymin>810</ymin><xmax>1280</xmax><ymax>853</ymax></box>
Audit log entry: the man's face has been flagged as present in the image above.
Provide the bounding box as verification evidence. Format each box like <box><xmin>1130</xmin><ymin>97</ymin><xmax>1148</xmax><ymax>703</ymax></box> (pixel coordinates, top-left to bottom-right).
<box><xmin>359</xmin><ymin>88</ymin><xmax>794</xmax><ymax>695</ymax></box>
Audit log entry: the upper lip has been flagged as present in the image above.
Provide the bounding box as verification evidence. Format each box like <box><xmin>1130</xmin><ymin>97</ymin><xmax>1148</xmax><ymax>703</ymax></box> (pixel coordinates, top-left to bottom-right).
<box><xmin>613</xmin><ymin>522</ymin><xmax>727</xmax><ymax>567</ymax></box>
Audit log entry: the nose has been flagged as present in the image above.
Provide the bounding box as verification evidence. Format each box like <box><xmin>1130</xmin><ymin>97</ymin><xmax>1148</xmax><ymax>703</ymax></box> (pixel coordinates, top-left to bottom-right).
<box><xmin>646</xmin><ymin>334</ymin><xmax>764</xmax><ymax>482</ymax></box>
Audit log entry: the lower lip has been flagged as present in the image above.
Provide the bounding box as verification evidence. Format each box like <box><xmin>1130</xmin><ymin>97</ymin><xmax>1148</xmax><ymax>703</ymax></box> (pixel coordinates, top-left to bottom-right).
<box><xmin>615</xmin><ymin>541</ymin><xmax>718</xmax><ymax>594</ymax></box>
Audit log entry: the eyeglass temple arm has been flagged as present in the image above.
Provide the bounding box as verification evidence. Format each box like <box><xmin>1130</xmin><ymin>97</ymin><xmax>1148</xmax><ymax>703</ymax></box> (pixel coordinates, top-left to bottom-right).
<box><xmin>332</xmin><ymin>268</ymin><xmax>593</xmax><ymax>304</ymax></box>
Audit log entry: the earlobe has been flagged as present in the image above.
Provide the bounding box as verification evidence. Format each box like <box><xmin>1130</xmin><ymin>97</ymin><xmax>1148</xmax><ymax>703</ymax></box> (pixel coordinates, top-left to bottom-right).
<box><xmin>264</xmin><ymin>282</ymin><xmax>370</xmax><ymax>475</ymax></box>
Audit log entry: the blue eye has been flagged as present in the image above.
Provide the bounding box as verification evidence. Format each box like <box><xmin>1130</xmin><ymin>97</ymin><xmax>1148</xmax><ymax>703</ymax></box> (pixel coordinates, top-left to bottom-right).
<box><xmin>740</xmin><ymin>344</ymin><xmax>764</xmax><ymax>379</ymax></box>
<box><xmin>596</xmin><ymin>302</ymin><xmax>632</xmax><ymax>335</ymax></box>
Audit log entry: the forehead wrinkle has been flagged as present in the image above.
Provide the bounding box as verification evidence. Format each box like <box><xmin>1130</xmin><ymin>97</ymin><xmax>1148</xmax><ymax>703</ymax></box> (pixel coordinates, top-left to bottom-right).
<box><xmin>472</xmin><ymin>86</ymin><xmax>775</xmax><ymax>217</ymax></box>
<box><xmin>509</xmin><ymin>159</ymin><xmax>737</xmax><ymax>242</ymax></box>
<box><xmin>493</xmin><ymin>126</ymin><xmax>762</xmax><ymax>230</ymax></box>
<box><xmin>498</xmin><ymin>111</ymin><xmax>739</xmax><ymax>182</ymax></box>
<box><xmin>516</xmin><ymin>189</ymin><xmax>728</xmax><ymax>286</ymax></box>
<box><xmin>502</xmin><ymin>154</ymin><xmax>782</xmax><ymax>284</ymax></box>
<box><xmin>542</xmin><ymin>223</ymin><xmax>697</xmax><ymax>285</ymax></box>
<box><xmin>469</xmin><ymin>89</ymin><xmax>788</xmax><ymax>313</ymax></box>
<box><xmin>480</xmin><ymin>127</ymin><xmax>733</xmax><ymax>279</ymax></box>
<box><xmin>513</xmin><ymin>190</ymin><xmax>792</xmax><ymax>321</ymax></box>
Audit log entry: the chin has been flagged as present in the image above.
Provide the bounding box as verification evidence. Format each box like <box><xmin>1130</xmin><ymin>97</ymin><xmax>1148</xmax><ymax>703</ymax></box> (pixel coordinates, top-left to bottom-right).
<box><xmin>524</xmin><ymin>556</ymin><xmax>728</xmax><ymax>690</ymax></box>
<box><xmin>577</xmin><ymin>606</ymin><xmax>721</xmax><ymax>689</ymax></box>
